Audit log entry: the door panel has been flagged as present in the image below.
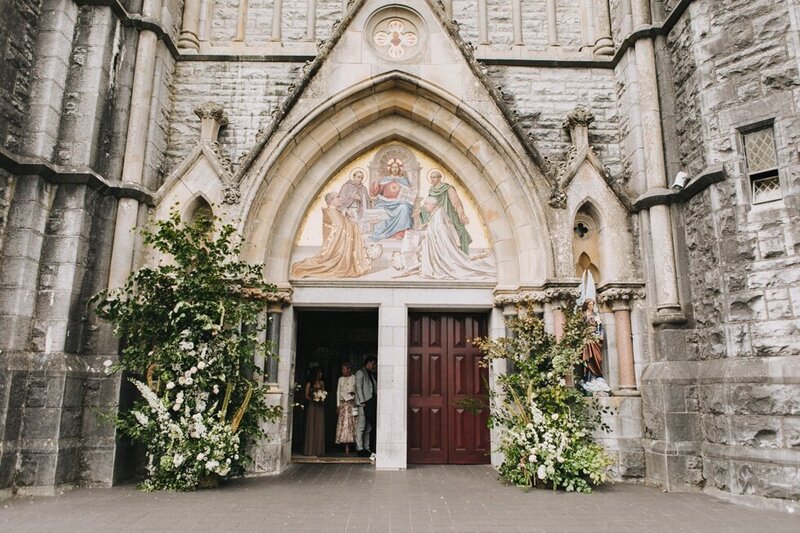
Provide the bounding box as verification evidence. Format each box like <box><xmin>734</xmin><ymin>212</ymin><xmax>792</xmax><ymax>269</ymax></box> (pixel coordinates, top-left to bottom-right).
<box><xmin>408</xmin><ymin>313</ymin><xmax>490</xmax><ymax>464</ymax></box>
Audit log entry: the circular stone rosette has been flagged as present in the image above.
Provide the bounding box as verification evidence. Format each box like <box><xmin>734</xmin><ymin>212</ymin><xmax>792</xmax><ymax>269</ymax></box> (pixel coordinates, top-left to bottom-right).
<box><xmin>365</xmin><ymin>6</ymin><xmax>427</xmax><ymax>62</ymax></box>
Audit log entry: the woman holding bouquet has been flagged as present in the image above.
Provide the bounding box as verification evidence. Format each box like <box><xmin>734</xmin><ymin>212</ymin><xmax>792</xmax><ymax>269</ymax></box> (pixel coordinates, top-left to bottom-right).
<box><xmin>335</xmin><ymin>362</ymin><xmax>357</xmax><ymax>455</ymax></box>
<box><xmin>304</xmin><ymin>367</ymin><xmax>326</xmax><ymax>456</ymax></box>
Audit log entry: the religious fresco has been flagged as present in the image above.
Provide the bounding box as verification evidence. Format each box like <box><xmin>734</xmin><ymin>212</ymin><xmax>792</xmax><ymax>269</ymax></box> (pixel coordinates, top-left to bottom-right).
<box><xmin>290</xmin><ymin>143</ymin><xmax>496</xmax><ymax>282</ymax></box>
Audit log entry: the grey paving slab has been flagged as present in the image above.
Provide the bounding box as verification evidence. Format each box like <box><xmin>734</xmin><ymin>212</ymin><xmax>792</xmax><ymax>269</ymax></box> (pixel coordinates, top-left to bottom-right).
<box><xmin>0</xmin><ymin>464</ymin><xmax>798</xmax><ymax>532</ymax></box>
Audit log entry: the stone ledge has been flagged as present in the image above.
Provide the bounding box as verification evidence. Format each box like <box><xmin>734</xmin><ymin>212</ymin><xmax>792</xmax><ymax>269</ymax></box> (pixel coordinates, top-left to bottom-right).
<box><xmin>632</xmin><ymin>165</ymin><xmax>727</xmax><ymax>212</ymax></box>
<box><xmin>0</xmin><ymin>148</ymin><xmax>155</xmax><ymax>206</ymax></box>
<box><xmin>703</xmin><ymin>442</ymin><xmax>800</xmax><ymax>465</ymax></box>
<box><xmin>641</xmin><ymin>357</ymin><xmax>800</xmax><ymax>385</ymax></box>
<box><xmin>704</xmin><ymin>486</ymin><xmax>800</xmax><ymax>514</ymax></box>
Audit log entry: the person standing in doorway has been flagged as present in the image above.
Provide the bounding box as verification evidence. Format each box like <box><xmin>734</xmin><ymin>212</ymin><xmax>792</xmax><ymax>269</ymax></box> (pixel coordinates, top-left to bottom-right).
<box><xmin>303</xmin><ymin>367</ymin><xmax>326</xmax><ymax>456</ymax></box>
<box><xmin>335</xmin><ymin>362</ymin><xmax>357</xmax><ymax>455</ymax></box>
<box><xmin>355</xmin><ymin>355</ymin><xmax>377</xmax><ymax>460</ymax></box>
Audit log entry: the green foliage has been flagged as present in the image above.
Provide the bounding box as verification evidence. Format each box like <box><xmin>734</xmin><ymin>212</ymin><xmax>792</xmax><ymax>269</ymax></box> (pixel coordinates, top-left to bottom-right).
<box><xmin>92</xmin><ymin>211</ymin><xmax>281</xmax><ymax>491</ymax></box>
<box><xmin>474</xmin><ymin>303</ymin><xmax>613</xmax><ymax>493</ymax></box>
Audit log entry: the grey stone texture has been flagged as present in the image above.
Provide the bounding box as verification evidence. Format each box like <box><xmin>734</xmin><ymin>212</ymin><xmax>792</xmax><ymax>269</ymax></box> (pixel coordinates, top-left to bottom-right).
<box><xmin>0</xmin><ymin>0</ymin><xmax>798</xmax><ymax>513</ymax></box>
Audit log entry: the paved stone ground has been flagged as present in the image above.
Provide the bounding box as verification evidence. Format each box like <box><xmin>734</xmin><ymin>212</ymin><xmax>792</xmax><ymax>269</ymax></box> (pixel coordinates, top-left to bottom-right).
<box><xmin>1</xmin><ymin>464</ymin><xmax>799</xmax><ymax>532</ymax></box>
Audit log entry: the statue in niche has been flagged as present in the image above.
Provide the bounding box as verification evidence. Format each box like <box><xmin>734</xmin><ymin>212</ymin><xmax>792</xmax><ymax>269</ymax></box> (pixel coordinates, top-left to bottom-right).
<box><xmin>369</xmin><ymin>158</ymin><xmax>416</xmax><ymax>241</ymax></box>
<box><xmin>393</xmin><ymin>196</ymin><xmax>494</xmax><ymax>280</ymax></box>
<box><xmin>291</xmin><ymin>192</ymin><xmax>371</xmax><ymax>279</ymax></box>
<box><xmin>420</xmin><ymin>169</ymin><xmax>472</xmax><ymax>254</ymax></box>
<box><xmin>577</xmin><ymin>269</ymin><xmax>611</xmax><ymax>396</ymax></box>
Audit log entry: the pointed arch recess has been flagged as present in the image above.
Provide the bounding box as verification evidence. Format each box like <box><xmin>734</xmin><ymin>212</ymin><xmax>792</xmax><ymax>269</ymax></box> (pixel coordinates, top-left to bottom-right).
<box><xmin>239</xmin><ymin>75</ymin><xmax>555</xmax><ymax>288</ymax></box>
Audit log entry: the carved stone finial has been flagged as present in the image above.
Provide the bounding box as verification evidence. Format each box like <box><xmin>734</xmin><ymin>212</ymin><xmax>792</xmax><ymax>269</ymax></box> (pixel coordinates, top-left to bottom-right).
<box><xmin>548</xmin><ymin>188</ymin><xmax>567</xmax><ymax>209</ymax></box>
<box><xmin>194</xmin><ymin>102</ymin><xmax>227</xmax><ymax>143</ymax></box>
<box><xmin>563</xmin><ymin>105</ymin><xmax>594</xmax><ymax>152</ymax></box>
<box><xmin>563</xmin><ymin>105</ymin><xmax>595</xmax><ymax>131</ymax></box>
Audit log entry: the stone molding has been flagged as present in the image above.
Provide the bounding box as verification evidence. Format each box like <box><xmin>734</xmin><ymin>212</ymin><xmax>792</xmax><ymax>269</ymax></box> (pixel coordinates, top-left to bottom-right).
<box><xmin>493</xmin><ymin>281</ymin><xmax>645</xmax><ymax>308</ymax></box>
<box><xmin>231</xmin><ymin>0</ymin><xmax>555</xmax><ymax>186</ymax></box>
<box><xmin>631</xmin><ymin>165</ymin><xmax>727</xmax><ymax>212</ymax></box>
<box><xmin>0</xmin><ymin>146</ymin><xmax>155</xmax><ymax>205</ymax></box>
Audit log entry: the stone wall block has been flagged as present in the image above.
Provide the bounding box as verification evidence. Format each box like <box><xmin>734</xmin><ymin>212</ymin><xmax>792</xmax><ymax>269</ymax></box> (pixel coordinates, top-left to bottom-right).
<box><xmin>727</xmin><ymin>292</ymin><xmax>767</xmax><ymax>322</ymax></box>
<box><xmin>728</xmin><ymin>414</ymin><xmax>782</xmax><ymax>448</ymax></box>
<box><xmin>730</xmin><ymin>384</ymin><xmax>800</xmax><ymax>416</ymax></box>
<box><xmin>701</xmin><ymin>414</ymin><xmax>729</xmax><ymax>445</ymax></box>
<box><xmin>665</xmin><ymin>412</ymin><xmax>702</xmax><ymax>442</ymax></box>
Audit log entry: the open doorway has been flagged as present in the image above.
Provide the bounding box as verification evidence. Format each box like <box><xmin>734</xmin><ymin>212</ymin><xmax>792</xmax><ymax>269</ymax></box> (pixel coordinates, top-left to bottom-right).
<box><xmin>292</xmin><ymin>309</ymin><xmax>378</xmax><ymax>462</ymax></box>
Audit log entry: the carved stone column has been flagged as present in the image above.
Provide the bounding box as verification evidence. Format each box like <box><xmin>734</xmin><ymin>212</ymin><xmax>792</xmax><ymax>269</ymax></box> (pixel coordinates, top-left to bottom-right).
<box><xmin>234</xmin><ymin>0</ymin><xmax>249</xmax><ymax>41</ymax></box>
<box><xmin>546</xmin><ymin>0</ymin><xmax>559</xmax><ymax>46</ymax></box>
<box><xmin>631</xmin><ymin>0</ymin><xmax>684</xmax><ymax>324</ymax></box>
<box><xmin>194</xmin><ymin>102</ymin><xmax>227</xmax><ymax>143</ymax></box>
<box><xmin>593</xmin><ymin>0</ymin><xmax>614</xmax><ymax>56</ymax></box>
<box><xmin>612</xmin><ymin>300</ymin><xmax>637</xmax><ymax>394</ymax></box>
<box><xmin>271</xmin><ymin>0</ymin><xmax>283</xmax><ymax>41</ymax></box>
<box><xmin>564</xmin><ymin>105</ymin><xmax>593</xmax><ymax>152</ymax></box>
<box><xmin>306</xmin><ymin>0</ymin><xmax>316</xmax><ymax>41</ymax></box>
<box><xmin>108</xmin><ymin>0</ymin><xmax>163</xmax><ymax>289</ymax></box>
<box><xmin>478</xmin><ymin>0</ymin><xmax>489</xmax><ymax>44</ymax></box>
<box><xmin>512</xmin><ymin>0</ymin><xmax>523</xmax><ymax>46</ymax></box>
<box><xmin>178</xmin><ymin>0</ymin><xmax>202</xmax><ymax>50</ymax></box>
<box><xmin>266</xmin><ymin>303</ymin><xmax>282</xmax><ymax>384</ymax></box>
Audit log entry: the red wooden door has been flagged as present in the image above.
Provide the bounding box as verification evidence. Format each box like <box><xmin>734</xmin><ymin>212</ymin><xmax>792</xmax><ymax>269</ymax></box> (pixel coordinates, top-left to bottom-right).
<box><xmin>408</xmin><ymin>313</ymin><xmax>490</xmax><ymax>464</ymax></box>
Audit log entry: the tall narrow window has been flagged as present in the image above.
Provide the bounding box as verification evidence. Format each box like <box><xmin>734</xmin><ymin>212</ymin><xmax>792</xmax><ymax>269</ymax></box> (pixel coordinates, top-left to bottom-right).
<box><xmin>743</xmin><ymin>126</ymin><xmax>781</xmax><ymax>204</ymax></box>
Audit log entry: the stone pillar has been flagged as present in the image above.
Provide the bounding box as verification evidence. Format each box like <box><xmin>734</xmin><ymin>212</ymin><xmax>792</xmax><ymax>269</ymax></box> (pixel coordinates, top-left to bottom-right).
<box><xmin>512</xmin><ymin>0</ymin><xmax>523</xmax><ymax>46</ymax></box>
<box><xmin>306</xmin><ymin>0</ymin><xmax>316</xmax><ymax>41</ymax></box>
<box><xmin>546</xmin><ymin>0</ymin><xmax>559</xmax><ymax>46</ymax></box>
<box><xmin>234</xmin><ymin>0</ymin><xmax>249</xmax><ymax>41</ymax></box>
<box><xmin>178</xmin><ymin>0</ymin><xmax>202</xmax><ymax>50</ymax></box>
<box><xmin>612</xmin><ymin>300</ymin><xmax>638</xmax><ymax>394</ymax></box>
<box><xmin>108</xmin><ymin>0</ymin><xmax>162</xmax><ymax>289</ymax></box>
<box><xmin>271</xmin><ymin>0</ymin><xmax>283</xmax><ymax>41</ymax></box>
<box><xmin>266</xmin><ymin>304</ymin><xmax>282</xmax><ymax>384</ymax></box>
<box><xmin>593</xmin><ymin>0</ymin><xmax>614</xmax><ymax>56</ymax></box>
<box><xmin>580</xmin><ymin>0</ymin><xmax>595</xmax><ymax>51</ymax></box>
<box><xmin>631</xmin><ymin>0</ymin><xmax>683</xmax><ymax>323</ymax></box>
<box><xmin>478</xmin><ymin>0</ymin><xmax>489</xmax><ymax>44</ymax></box>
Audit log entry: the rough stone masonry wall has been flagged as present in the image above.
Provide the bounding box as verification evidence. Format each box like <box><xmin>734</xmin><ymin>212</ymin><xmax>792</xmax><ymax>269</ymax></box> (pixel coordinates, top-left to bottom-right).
<box><xmin>0</xmin><ymin>0</ymin><xmax>43</xmax><ymax>152</ymax></box>
<box><xmin>210</xmin><ymin>0</ymin><xmax>341</xmax><ymax>44</ymax></box>
<box><xmin>486</xmin><ymin>65</ymin><xmax>623</xmax><ymax>179</ymax></box>
<box><xmin>165</xmin><ymin>61</ymin><xmax>305</xmax><ymax>173</ymax></box>
<box><xmin>660</xmin><ymin>0</ymin><xmax>800</xmax><ymax>504</ymax></box>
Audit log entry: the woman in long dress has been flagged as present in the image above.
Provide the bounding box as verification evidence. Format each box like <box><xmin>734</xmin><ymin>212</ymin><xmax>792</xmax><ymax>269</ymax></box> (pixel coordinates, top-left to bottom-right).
<box><xmin>303</xmin><ymin>367</ymin><xmax>326</xmax><ymax>456</ymax></box>
<box><xmin>335</xmin><ymin>362</ymin><xmax>357</xmax><ymax>455</ymax></box>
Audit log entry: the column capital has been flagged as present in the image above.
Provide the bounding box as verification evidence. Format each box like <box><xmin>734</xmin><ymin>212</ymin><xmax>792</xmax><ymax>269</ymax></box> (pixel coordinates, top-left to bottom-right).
<box><xmin>194</xmin><ymin>102</ymin><xmax>227</xmax><ymax>143</ymax></box>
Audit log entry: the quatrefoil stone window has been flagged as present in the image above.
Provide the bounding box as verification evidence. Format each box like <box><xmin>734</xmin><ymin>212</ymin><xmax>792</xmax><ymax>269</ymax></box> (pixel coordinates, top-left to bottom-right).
<box><xmin>373</xmin><ymin>19</ymin><xmax>418</xmax><ymax>58</ymax></box>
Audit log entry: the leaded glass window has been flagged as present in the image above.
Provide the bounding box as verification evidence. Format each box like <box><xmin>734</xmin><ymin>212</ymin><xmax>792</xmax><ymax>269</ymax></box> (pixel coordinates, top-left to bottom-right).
<box><xmin>743</xmin><ymin>127</ymin><xmax>781</xmax><ymax>204</ymax></box>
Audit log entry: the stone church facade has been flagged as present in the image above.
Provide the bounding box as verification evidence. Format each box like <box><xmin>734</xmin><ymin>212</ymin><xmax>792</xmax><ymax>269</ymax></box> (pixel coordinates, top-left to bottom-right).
<box><xmin>0</xmin><ymin>0</ymin><xmax>798</xmax><ymax>511</ymax></box>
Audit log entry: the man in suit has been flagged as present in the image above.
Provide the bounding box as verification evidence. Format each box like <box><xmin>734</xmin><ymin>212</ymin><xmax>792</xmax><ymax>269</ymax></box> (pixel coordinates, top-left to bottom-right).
<box><xmin>355</xmin><ymin>355</ymin><xmax>377</xmax><ymax>459</ymax></box>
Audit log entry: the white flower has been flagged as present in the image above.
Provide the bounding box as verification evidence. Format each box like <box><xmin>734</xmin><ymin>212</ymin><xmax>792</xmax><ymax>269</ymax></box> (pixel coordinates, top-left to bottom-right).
<box><xmin>178</xmin><ymin>376</ymin><xmax>187</xmax><ymax>385</ymax></box>
<box><xmin>185</xmin><ymin>377</ymin><xmax>194</xmax><ymax>386</ymax></box>
<box><xmin>197</xmin><ymin>361</ymin><xmax>206</xmax><ymax>370</ymax></box>
<box><xmin>173</xmin><ymin>454</ymin><xmax>185</xmax><ymax>467</ymax></box>
<box><xmin>172</xmin><ymin>404</ymin><xmax>181</xmax><ymax>411</ymax></box>
<box><xmin>179</xmin><ymin>340</ymin><xmax>194</xmax><ymax>351</ymax></box>
<box><xmin>190</xmin><ymin>366</ymin><xmax>198</xmax><ymax>374</ymax></box>
<box><xmin>213</xmin><ymin>384</ymin><xmax>220</xmax><ymax>394</ymax></box>
<box><xmin>197</xmin><ymin>453</ymin><xmax>206</xmax><ymax>461</ymax></box>
<box><xmin>551</xmin><ymin>413</ymin><xmax>559</xmax><ymax>420</ymax></box>
<box><xmin>103</xmin><ymin>359</ymin><xmax>113</xmax><ymax>367</ymax></box>
<box><xmin>205</xmin><ymin>459</ymin><xmax>219</xmax><ymax>471</ymax></box>
<box><xmin>537</xmin><ymin>465</ymin><xmax>547</xmax><ymax>480</ymax></box>
<box><xmin>133</xmin><ymin>411</ymin><xmax>149</xmax><ymax>426</ymax></box>
<box><xmin>166</xmin><ymin>381</ymin><xmax>175</xmax><ymax>390</ymax></box>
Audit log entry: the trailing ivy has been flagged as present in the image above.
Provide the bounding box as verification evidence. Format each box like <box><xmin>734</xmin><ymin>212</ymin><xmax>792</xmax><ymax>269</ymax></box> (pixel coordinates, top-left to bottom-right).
<box><xmin>474</xmin><ymin>303</ymin><xmax>613</xmax><ymax>493</ymax></box>
<box><xmin>92</xmin><ymin>211</ymin><xmax>281</xmax><ymax>491</ymax></box>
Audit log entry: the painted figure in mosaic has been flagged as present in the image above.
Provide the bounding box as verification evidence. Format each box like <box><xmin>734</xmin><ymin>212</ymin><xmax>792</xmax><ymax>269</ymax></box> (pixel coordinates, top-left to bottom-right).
<box><xmin>370</xmin><ymin>158</ymin><xmax>415</xmax><ymax>240</ymax></box>
<box><xmin>421</xmin><ymin>169</ymin><xmax>472</xmax><ymax>254</ymax></box>
<box><xmin>291</xmin><ymin>192</ymin><xmax>371</xmax><ymax>278</ymax></box>
<box><xmin>338</xmin><ymin>167</ymin><xmax>370</xmax><ymax>222</ymax></box>
<box><xmin>577</xmin><ymin>270</ymin><xmax>611</xmax><ymax>396</ymax></box>
<box><xmin>399</xmin><ymin>197</ymin><xmax>494</xmax><ymax>280</ymax></box>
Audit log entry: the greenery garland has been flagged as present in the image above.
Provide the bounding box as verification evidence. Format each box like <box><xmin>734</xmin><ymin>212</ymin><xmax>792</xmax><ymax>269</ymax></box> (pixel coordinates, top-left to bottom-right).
<box><xmin>92</xmin><ymin>211</ymin><xmax>282</xmax><ymax>491</ymax></box>
<box><xmin>474</xmin><ymin>304</ymin><xmax>613</xmax><ymax>493</ymax></box>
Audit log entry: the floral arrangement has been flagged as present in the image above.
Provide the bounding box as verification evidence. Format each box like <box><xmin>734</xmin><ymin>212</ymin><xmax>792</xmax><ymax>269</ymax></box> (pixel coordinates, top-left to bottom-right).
<box><xmin>312</xmin><ymin>390</ymin><xmax>328</xmax><ymax>403</ymax></box>
<box><xmin>474</xmin><ymin>303</ymin><xmax>613</xmax><ymax>493</ymax></box>
<box><xmin>93</xmin><ymin>211</ymin><xmax>282</xmax><ymax>491</ymax></box>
